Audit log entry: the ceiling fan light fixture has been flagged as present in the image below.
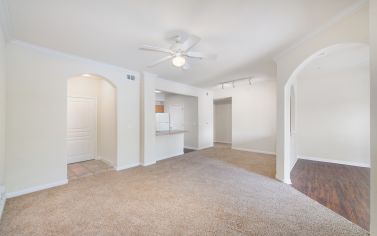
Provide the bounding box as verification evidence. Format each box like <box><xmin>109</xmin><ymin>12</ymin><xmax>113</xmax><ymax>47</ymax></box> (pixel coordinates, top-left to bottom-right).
<box><xmin>172</xmin><ymin>55</ymin><xmax>186</xmax><ymax>67</ymax></box>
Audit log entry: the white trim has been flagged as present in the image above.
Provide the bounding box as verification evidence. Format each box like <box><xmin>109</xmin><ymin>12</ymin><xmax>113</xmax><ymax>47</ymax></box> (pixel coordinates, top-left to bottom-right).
<box><xmin>275</xmin><ymin>174</ymin><xmax>292</xmax><ymax>185</ymax></box>
<box><xmin>290</xmin><ymin>157</ymin><xmax>299</xmax><ymax>171</ymax></box>
<box><xmin>6</xmin><ymin>179</ymin><xmax>68</xmax><ymax>198</ymax></box>
<box><xmin>0</xmin><ymin>185</ymin><xmax>5</xmax><ymax>219</ymax></box>
<box><xmin>115</xmin><ymin>162</ymin><xmax>140</xmax><ymax>171</ymax></box>
<box><xmin>197</xmin><ymin>145</ymin><xmax>214</xmax><ymax>150</ymax></box>
<box><xmin>213</xmin><ymin>141</ymin><xmax>232</xmax><ymax>144</ymax></box>
<box><xmin>274</xmin><ymin>0</ymin><xmax>368</xmax><ymax>61</ymax></box>
<box><xmin>141</xmin><ymin>161</ymin><xmax>156</xmax><ymax>167</ymax></box>
<box><xmin>11</xmin><ymin>40</ymin><xmax>139</xmax><ymax>77</ymax></box>
<box><xmin>0</xmin><ymin>197</ymin><xmax>5</xmax><ymax>219</ymax></box>
<box><xmin>298</xmin><ymin>156</ymin><xmax>370</xmax><ymax>168</ymax></box>
<box><xmin>232</xmin><ymin>147</ymin><xmax>276</xmax><ymax>155</ymax></box>
<box><xmin>156</xmin><ymin>152</ymin><xmax>185</xmax><ymax>162</ymax></box>
<box><xmin>98</xmin><ymin>157</ymin><xmax>115</xmax><ymax>168</ymax></box>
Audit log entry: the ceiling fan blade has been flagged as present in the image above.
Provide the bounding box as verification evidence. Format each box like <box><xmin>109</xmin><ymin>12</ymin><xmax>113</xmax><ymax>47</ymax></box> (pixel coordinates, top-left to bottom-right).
<box><xmin>180</xmin><ymin>35</ymin><xmax>200</xmax><ymax>51</ymax></box>
<box><xmin>185</xmin><ymin>51</ymin><xmax>217</xmax><ymax>60</ymax></box>
<box><xmin>147</xmin><ymin>55</ymin><xmax>173</xmax><ymax>67</ymax></box>
<box><xmin>139</xmin><ymin>45</ymin><xmax>174</xmax><ymax>54</ymax></box>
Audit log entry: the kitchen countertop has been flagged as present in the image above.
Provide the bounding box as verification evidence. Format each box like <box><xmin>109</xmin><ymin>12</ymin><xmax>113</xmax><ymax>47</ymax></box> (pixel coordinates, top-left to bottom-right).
<box><xmin>156</xmin><ymin>130</ymin><xmax>187</xmax><ymax>136</ymax></box>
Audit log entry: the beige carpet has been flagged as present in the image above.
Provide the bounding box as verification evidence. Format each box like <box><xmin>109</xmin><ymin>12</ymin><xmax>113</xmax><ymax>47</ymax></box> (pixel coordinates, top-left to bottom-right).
<box><xmin>0</xmin><ymin>145</ymin><xmax>368</xmax><ymax>235</ymax></box>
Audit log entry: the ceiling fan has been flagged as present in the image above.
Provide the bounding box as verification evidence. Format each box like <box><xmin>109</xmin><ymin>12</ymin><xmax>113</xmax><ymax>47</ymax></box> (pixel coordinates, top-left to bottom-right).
<box><xmin>139</xmin><ymin>34</ymin><xmax>217</xmax><ymax>70</ymax></box>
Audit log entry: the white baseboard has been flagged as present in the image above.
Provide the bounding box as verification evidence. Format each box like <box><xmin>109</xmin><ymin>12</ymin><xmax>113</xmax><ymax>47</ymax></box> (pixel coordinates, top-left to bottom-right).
<box><xmin>141</xmin><ymin>161</ymin><xmax>156</xmax><ymax>167</ymax></box>
<box><xmin>232</xmin><ymin>147</ymin><xmax>276</xmax><ymax>155</ymax></box>
<box><xmin>98</xmin><ymin>157</ymin><xmax>115</xmax><ymax>168</ymax></box>
<box><xmin>116</xmin><ymin>162</ymin><xmax>140</xmax><ymax>171</ymax></box>
<box><xmin>197</xmin><ymin>145</ymin><xmax>214</xmax><ymax>150</ymax></box>
<box><xmin>275</xmin><ymin>174</ymin><xmax>292</xmax><ymax>185</ymax></box>
<box><xmin>0</xmin><ymin>185</ymin><xmax>5</xmax><ymax>219</ymax></box>
<box><xmin>298</xmin><ymin>156</ymin><xmax>370</xmax><ymax>168</ymax></box>
<box><xmin>6</xmin><ymin>179</ymin><xmax>68</xmax><ymax>198</ymax></box>
<box><xmin>157</xmin><ymin>152</ymin><xmax>184</xmax><ymax>161</ymax></box>
<box><xmin>214</xmin><ymin>141</ymin><xmax>232</xmax><ymax>144</ymax></box>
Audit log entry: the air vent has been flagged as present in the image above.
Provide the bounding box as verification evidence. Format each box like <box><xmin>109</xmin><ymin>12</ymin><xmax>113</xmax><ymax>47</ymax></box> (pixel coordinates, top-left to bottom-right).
<box><xmin>126</xmin><ymin>74</ymin><xmax>136</xmax><ymax>81</ymax></box>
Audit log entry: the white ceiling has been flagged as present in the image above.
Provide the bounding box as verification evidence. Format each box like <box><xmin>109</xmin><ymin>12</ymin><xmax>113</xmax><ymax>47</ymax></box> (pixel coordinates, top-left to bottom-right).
<box><xmin>5</xmin><ymin>0</ymin><xmax>360</xmax><ymax>87</ymax></box>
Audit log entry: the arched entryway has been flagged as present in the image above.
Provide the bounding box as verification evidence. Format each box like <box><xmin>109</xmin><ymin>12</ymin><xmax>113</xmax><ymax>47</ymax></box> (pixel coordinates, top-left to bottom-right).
<box><xmin>283</xmin><ymin>43</ymin><xmax>370</xmax><ymax>230</ymax></box>
<box><xmin>66</xmin><ymin>74</ymin><xmax>117</xmax><ymax>180</ymax></box>
<box><xmin>281</xmin><ymin>43</ymin><xmax>369</xmax><ymax>183</ymax></box>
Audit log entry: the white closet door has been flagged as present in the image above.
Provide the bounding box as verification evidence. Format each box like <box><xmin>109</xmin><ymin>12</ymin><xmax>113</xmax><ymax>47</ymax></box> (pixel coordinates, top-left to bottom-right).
<box><xmin>66</xmin><ymin>97</ymin><xmax>97</xmax><ymax>164</ymax></box>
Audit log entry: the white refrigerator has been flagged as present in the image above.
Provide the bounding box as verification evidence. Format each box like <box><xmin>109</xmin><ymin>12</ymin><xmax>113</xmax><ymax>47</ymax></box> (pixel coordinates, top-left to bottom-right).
<box><xmin>156</xmin><ymin>113</ymin><xmax>170</xmax><ymax>131</ymax></box>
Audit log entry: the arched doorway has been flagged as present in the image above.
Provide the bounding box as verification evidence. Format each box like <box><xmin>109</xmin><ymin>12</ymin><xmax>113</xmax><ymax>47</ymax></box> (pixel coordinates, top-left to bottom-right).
<box><xmin>66</xmin><ymin>74</ymin><xmax>117</xmax><ymax>180</ymax></box>
<box><xmin>285</xmin><ymin>43</ymin><xmax>370</xmax><ymax>230</ymax></box>
<box><xmin>282</xmin><ymin>43</ymin><xmax>369</xmax><ymax>182</ymax></box>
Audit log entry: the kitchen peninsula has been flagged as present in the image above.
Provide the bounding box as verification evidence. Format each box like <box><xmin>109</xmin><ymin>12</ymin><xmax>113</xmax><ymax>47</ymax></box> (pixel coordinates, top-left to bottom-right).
<box><xmin>155</xmin><ymin>130</ymin><xmax>186</xmax><ymax>161</ymax></box>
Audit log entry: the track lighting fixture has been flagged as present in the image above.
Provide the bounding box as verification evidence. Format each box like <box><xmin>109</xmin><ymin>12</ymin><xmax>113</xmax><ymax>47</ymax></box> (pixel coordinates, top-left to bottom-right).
<box><xmin>218</xmin><ymin>76</ymin><xmax>255</xmax><ymax>90</ymax></box>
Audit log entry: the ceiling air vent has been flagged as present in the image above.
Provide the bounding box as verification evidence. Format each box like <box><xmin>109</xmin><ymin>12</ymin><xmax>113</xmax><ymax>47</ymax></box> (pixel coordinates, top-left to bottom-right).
<box><xmin>126</xmin><ymin>74</ymin><xmax>136</xmax><ymax>81</ymax></box>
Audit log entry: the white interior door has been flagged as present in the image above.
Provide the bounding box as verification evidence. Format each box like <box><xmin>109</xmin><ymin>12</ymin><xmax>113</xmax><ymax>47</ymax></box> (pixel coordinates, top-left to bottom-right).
<box><xmin>169</xmin><ymin>105</ymin><xmax>184</xmax><ymax>130</ymax></box>
<box><xmin>67</xmin><ymin>97</ymin><xmax>97</xmax><ymax>164</ymax></box>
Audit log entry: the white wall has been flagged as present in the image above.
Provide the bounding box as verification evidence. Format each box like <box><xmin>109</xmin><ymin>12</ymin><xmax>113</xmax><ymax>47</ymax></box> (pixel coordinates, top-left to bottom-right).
<box><xmin>370</xmin><ymin>0</ymin><xmax>377</xmax><ymax>234</ymax></box>
<box><xmin>140</xmin><ymin>73</ymin><xmax>156</xmax><ymax>166</ymax></box>
<box><xmin>67</xmin><ymin>76</ymin><xmax>100</xmax><ymax>98</ymax></box>
<box><xmin>0</xmin><ymin>15</ymin><xmax>6</xmax><ymax>202</ymax></box>
<box><xmin>297</xmin><ymin>67</ymin><xmax>370</xmax><ymax>166</ymax></box>
<box><xmin>213</xmin><ymin>80</ymin><xmax>277</xmax><ymax>154</ymax></box>
<box><xmin>214</xmin><ymin>100</ymin><xmax>232</xmax><ymax>144</ymax></box>
<box><xmin>98</xmin><ymin>79</ymin><xmax>117</xmax><ymax>166</ymax></box>
<box><xmin>165</xmin><ymin>94</ymin><xmax>198</xmax><ymax>149</ymax></box>
<box><xmin>5</xmin><ymin>41</ymin><xmax>140</xmax><ymax>196</ymax></box>
<box><xmin>274</xmin><ymin>4</ymin><xmax>369</xmax><ymax>183</ymax></box>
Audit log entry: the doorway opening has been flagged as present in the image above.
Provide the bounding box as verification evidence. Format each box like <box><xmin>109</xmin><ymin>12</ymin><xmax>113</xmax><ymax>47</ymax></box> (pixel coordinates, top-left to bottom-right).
<box><xmin>155</xmin><ymin>90</ymin><xmax>199</xmax><ymax>159</ymax></box>
<box><xmin>213</xmin><ymin>97</ymin><xmax>232</xmax><ymax>147</ymax></box>
<box><xmin>66</xmin><ymin>74</ymin><xmax>117</xmax><ymax>180</ymax></box>
<box><xmin>287</xmin><ymin>44</ymin><xmax>370</xmax><ymax>230</ymax></box>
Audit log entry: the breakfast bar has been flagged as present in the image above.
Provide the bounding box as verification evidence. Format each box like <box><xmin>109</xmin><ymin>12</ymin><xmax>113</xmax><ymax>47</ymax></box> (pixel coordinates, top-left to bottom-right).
<box><xmin>155</xmin><ymin>130</ymin><xmax>186</xmax><ymax>161</ymax></box>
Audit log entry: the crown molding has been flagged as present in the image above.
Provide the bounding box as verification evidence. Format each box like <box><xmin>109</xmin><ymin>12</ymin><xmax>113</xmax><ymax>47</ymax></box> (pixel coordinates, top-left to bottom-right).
<box><xmin>10</xmin><ymin>39</ymin><xmax>140</xmax><ymax>76</ymax></box>
<box><xmin>273</xmin><ymin>0</ymin><xmax>368</xmax><ymax>62</ymax></box>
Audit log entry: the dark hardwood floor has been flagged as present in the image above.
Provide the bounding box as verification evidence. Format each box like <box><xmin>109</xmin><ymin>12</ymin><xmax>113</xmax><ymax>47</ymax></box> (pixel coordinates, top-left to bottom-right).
<box><xmin>291</xmin><ymin>159</ymin><xmax>370</xmax><ymax>231</ymax></box>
